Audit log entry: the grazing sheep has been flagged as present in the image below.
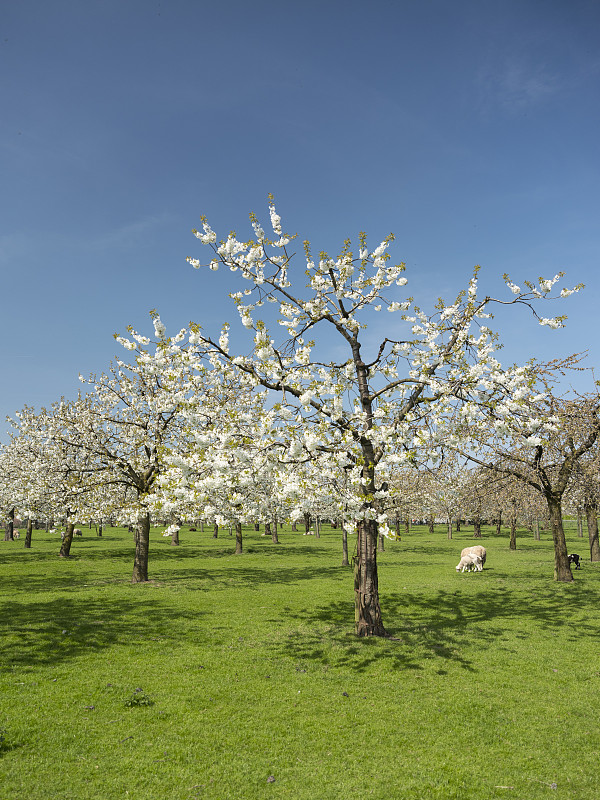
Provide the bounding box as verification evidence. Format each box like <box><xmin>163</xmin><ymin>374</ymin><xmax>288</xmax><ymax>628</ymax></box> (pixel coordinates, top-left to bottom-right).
<box><xmin>461</xmin><ymin>545</ymin><xmax>487</xmax><ymax>566</ymax></box>
<box><xmin>13</xmin><ymin>530</ymin><xmax>20</xmax><ymax>539</ymax></box>
<box><xmin>456</xmin><ymin>553</ymin><xmax>483</xmax><ymax>572</ymax></box>
<box><xmin>74</xmin><ymin>528</ymin><xmax>82</xmax><ymax>537</ymax></box>
<box><xmin>568</xmin><ymin>553</ymin><xmax>581</xmax><ymax>570</ymax></box>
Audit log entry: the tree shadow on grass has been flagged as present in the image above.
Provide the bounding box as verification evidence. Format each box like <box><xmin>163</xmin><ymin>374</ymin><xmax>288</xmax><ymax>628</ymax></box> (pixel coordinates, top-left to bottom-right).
<box><xmin>0</xmin><ymin>596</ymin><xmax>212</xmax><ymax>674</ymax></box>
<box><xmin>272</xmin><ymin>582</ymin><xmax>600</xmax><ymax>674</ymax></box>
<box><xmin>148</xmin><ymin>563</ymin><xmax>348</xmax><ymax>593</ymax></box>
<box><xmin>0</xmin><ymin>559</ymin><xmax>349</xmax><ymax>596</ymax></box>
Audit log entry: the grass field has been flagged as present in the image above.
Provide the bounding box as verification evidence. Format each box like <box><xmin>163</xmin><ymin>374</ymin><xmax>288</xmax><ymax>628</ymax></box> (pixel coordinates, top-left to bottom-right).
<box><xmin>1</xmin><ymin>522</ymin><xmax>599</xmax><ymax>800</ymax></box>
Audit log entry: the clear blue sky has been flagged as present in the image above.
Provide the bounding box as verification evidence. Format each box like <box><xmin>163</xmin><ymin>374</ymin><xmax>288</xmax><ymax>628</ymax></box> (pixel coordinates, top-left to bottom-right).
<box><xmin>2</xmin><ymin>0</ymin><xmax>599</xmax><ymax>439</ymax></box>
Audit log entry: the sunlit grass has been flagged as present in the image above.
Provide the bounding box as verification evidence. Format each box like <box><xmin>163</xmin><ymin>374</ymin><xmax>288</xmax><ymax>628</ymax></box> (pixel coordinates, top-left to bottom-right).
<box><xmin>1</xmin><ymin>522</ymin><xmax>599</xmax><ymax>799</ymax></box>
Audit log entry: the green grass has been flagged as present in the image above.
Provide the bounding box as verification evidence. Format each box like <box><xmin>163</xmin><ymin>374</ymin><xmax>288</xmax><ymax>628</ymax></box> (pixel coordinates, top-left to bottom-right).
<box><xmin>1</xmin><ymin>523</ymin><xmax>599</xmax><ymax>799</ymax></box>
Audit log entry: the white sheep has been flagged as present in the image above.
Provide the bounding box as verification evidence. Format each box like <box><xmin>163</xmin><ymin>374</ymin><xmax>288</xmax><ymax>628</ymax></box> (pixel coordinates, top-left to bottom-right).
<box><xmin>456</xmin><ymin>553</ymin><xmax>483</xmax><ymax>572</ymax></box>
<box><xmin>461</xmin><ymin>545</ymin><xmax>486</xmax><ymax>566</ymax></box>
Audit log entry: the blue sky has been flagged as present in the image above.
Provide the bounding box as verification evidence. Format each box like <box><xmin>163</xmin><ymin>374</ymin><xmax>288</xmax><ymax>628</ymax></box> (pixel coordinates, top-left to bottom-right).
<box><xmin>2</xmin><ymin>0</ymin><xmax>599</xmax><ymax>439</ymax></box>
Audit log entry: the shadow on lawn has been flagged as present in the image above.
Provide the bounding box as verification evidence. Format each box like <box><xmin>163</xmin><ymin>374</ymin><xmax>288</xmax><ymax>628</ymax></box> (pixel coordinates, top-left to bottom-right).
<box><xmin>0</xmin><ymin>595</ymin><xmax>211</xmax><ymax>673</ymax></box>
<box><xmin>274</xmin><ymin>582</ymin><xmax>600</xmax><ymax>674</ymax></box>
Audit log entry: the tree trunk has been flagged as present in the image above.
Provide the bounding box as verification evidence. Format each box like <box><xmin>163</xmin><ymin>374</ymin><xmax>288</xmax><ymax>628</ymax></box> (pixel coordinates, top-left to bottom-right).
<box><xmin>271</xmin><ymin>518</ymin><xmax>279</xmax><ymax>544</ymax></box>
<box><xmin>132</xmin><ymin>512</ymin><xmax>150</xmax><ymax>582</ymax></box>
<box><xmin>264</xmin><ymin>521</ymin><xmax>271</xmax><ymax>537</ymax></box>
<box><xmin>254</xmin><ymin>522</ymin><xmax>260</xmax><ymax>532</ymax></box>
<box><xmin>547</xmin><ymin>494</ymin><xmax>573</xmax><ymax>582</ymax></box>
<box><xmin>509</xmin><ymin>519</ymin><xmax>517</xmax><ymax>550</ymax></box>
<box><xmin>447</xmin><ymin>520</ymin><xmax>452</xmax><ymax>539</ymax></box>
<box><xmin>396</xmin><ymin>517</ymin><xmax>402</xmax><ymax>540</ymax></box>
<box><xmin>170</xmin><ymin>527</ymin><xmax>180</xmax><ymax>546</ymax></box>
<box><xmin>378</xmin><ymin>532</ymin><xmax>385</xmax><ymax>552</ymax></box>
<box><xmin>404</xmin><ymin>517</ymin><xmax>409</xmax><ymax>536</ymax></box>
<box><xmin>213</xmin><ymin>524</ymin><xmax>218</xmax><ymax>539</ymax></box>
<box><xmin>4</xmin><ymin>508</ymin><xmax>15</xmax><ymax>541</ymax></box>
<box><xmin>473</xmin><ymin>517</ymin><xmax>482</xmax><ymax>538</ymax></box>
<box><xmin>98</xmin><ymin>518</ymin><xmax>103</xmax><ymax>537</ymax></box>
<box><xmin>291</xmin><ymin>521</ymin><xmax>298</xmax><ymax>531</ymax></box>
<box><xmin>354</xmin><ymin>520</ymin><xmax>386</xmax><ymax>637</ymax></box>
<box><xmin>534</xmin><ymin>519</ymin><xmax>540</xmax><ymax>540</ymax></box>
<box><xmin>577</xmin><ymin>509</ymin><xmax>584</xmax><ymax>538</ymax></box>
<box><xmin>456</xmin><ymin>518</ymin><xmax>461</xmax><ymax>532</ymax></box>
<box><xmin>304</xmin><ymin>513</ymin><xmax>311</xmax><ymax>535</ymax></box>
<box><xmin>235</xmin><ymin>521</ymin><xmax>243</xmax><ymax>554</ymax></box>
<box><xmin>428</xmin><ymin>517</ymin><xmax>434</xmax><ymax>534</ymax></box>
<box><xmin>585</xmin><ymin>501</ymin><xmax>600</xmax><ymax>562</ymax></box>
<box><xmin>496</xmin><ymin>511</ymin><xmax>502</xmax><ymax>536</ymax></box>
<box><xmin>341</xmin><ymin>523</ymin><xmax>349</xmax><ymax>566</ymax></box>
<box><xmin>315</xmin><ymin>516</ymin><xmax>320</xmax><ymax>539</ymax></box>
<box><xmin>25</xmin><ymin>518</ymin><xmax>33</xmax><ymax>549</ymax></box>
<box><xmin>59</xmin><ymin>522</ymin><xmax>74</xmax><ymax>558</ymax></box>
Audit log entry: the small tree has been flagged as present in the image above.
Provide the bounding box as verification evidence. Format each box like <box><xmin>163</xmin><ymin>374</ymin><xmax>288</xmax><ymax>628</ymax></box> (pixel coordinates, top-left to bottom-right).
<box><xmin>181</xmin><ymin>203</ymin><xmax>578</xmax><ymax>633</ymax></box>
<box><xmin>450</xmin><ymin>363</ymin><xmax>600</xmax><ymax>581</ymax></box>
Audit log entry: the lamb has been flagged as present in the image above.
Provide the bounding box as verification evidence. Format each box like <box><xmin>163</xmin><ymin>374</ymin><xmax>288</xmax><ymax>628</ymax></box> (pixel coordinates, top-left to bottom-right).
<box><xmin>461</xmin><ymin>545</ymin><xmax>486</xmax><ymax>566</ymax></box>
<box><xmin>568</xmin><ymin>553</ymin><xmax>581</xmax><ymax>570</ymax></box>
<box><xmin>13</xmin><ymin>530</ymin><xmax>20</xmax><ymax>539</ymax></box>
<box><xmin>456</xmin><ymin>552</ymin><xmax>483</xmax><ymax>572</ymax></box>
<box><xmin>74</xmin><ymin>529</ymin><xmax>82</xmax><ymax>537</ymax></box>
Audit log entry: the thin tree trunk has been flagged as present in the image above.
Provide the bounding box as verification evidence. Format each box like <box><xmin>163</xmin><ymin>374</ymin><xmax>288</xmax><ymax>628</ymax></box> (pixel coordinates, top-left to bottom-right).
<box><xmin>577</xmin><ymin>509</ymin><xmax>584</xmax><ymax>538</ymax></box>
<box><xmin>378</xmin><ymin>532</ymin><xmax>385</xmax><ymax>552</ymax></box>
<box><xmin>59</xmin><ymin>522</ymin><xmax>74</xmax><ymax>559</ymax></box>
<box><xmin>354</xmin><ymin>519</ymin><xmax>386</xmax><ymax>637</ymax></box>
<box><xmin>585</xmin><ymin>502</ymin><xmax>600</xmax><ymax>562</ymax></box>
<box><xmin>396</xmin><ymin>517</ymin><xmax>402</xmax><ymax>539</ymax></box>
<box><xmin>170</xmin><ymin>527</ymin><xmax>180</xmax><ymax>546</ymax></box>
<box><xmin>132</xmin><ymin>512</ymin><xmax>150</xmax><ymax>582</ymax></box>
<box><xmin>496</xmin><ymin>511</ymin><xmax>502</xmax><ymax>536</ymax></box>
<box><xmin>534</xmin><ymin>519</ymin><xmax>540</xmax><ymax>540</ymax></box>
<box><xmin>255</xmin><ymin>522</ymin><xmax>260</xmax><ymax>532</ymax></box>
<box><xmin>428</xmin><ymin>516</ymin><xmax>434</xmax><ymax>534</ymax></box>
<box><xmin>315</xmin><ymin>516</ymin><xmax>320</xmax><ymax>539</ymax></box>
<box><xmin>25</xmin><ymin>518</ymin><xmax>33</xmax><ymax>549</ymax></box>
<box><xmin>235</xmin><ymin>521</ymin><xmax>243</xmax><ymax>554</ymax></box>
<box><xmin>341</xmin><ymin>522</ymin><xmax>349</xmax><ymax>566</ymax></box>
<box><xmin>264</xmin><ymin>521</ymin><xmax>271</xmax><ymax>538</ymax></box>
<box><xmin>456</xmin><ymin>518</ymin><xmax>461</xmax><ymax>532</ymax></box>
<box><xmin>291</xmin><ymin>521</ymin><xmax>297</xmax><ymax>531</ymax></box>
<box><xmin>271</xmin><ymin>518</ymin><xmax>279</xmax><ymax>544</ymax></box>
<box><xmin>304</xmin><ymin>513</ymin><xmax>311</xmax><ymax>535</ymax></box>
<box><xmin>447</xmin><ymin>520</ymin><xmax>453</xmax><ymax>539</ymax></box>
<box><xmin>213</xmin><ymin>524</ymin><xmax>218</xmax><ymax>539</ymax></box>
<box><xmin>547</xmin><ymin>495</ymin><xmax>573</xmax><ymax>582</ymax></box>
<box><xmin>509</xmin><ymin>519</ymin><xmax>517</xmax><ymax>550</ymax></box>
<box><xmin>98</xmin><ymin>519</ymin><xmax>103</xmax><ymax>537</ymax></box>
<box><xmin>4</xmin><ymin>508</ymin><xmax>15</xmax><ymax>541</ymax></box>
